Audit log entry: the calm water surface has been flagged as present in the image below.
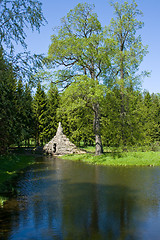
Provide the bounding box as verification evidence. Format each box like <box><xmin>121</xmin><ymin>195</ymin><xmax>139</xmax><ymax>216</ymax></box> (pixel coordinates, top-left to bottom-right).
<box><xmin>1</xmin><ymin>156</ymin><xmax>160</xmax><ymax>240</ymax></box>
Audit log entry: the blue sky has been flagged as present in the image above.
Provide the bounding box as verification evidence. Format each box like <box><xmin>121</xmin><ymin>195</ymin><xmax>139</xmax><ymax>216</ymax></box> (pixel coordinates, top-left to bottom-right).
<box><xmin>22</xmin><ymin>0</ymin><xmax>160</xmax><ymax>93</ymax></box>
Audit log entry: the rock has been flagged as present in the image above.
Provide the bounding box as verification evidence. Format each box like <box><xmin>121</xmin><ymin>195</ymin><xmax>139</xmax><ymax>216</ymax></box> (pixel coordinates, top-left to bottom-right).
<box><xmin>43</xmin><ymin>122</ymin><xmax>86</xmax><ymax>155</ymax></box>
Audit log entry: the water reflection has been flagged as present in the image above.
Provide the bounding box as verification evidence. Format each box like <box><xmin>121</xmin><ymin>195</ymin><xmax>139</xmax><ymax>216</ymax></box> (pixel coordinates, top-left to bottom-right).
<box><xmin>1</xmin><ymin>157</ymin><xmax>160</xmax><ymax>240</ymax></box>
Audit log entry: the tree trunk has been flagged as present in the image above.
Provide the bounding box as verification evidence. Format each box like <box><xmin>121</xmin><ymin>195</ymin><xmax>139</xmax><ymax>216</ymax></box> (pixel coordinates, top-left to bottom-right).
<box><xmin>93</xmin><ymin>102</ymin><xmax>103</xmax><ymax>155</ymax></box>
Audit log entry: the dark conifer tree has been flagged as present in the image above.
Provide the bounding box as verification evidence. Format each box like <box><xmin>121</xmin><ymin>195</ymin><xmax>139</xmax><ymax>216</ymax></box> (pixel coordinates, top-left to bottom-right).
<box><xmin>46</xmin><ymin>82</ymin><xmax>59</xmax><ymax>141</ymax></box>
<box><xmin>15</xmin><ymin>79</ymin><xmax>25</xmax><ymax>147</ymax></box>
<box><xmin>33</xmin><ymin>82</ymin><xmax>48</xmax><ymax>146</ymax></box>
<box><xmin>23</xmin><ymin>84</ymin><xmax>34</xmax><ymax>146</ymax></box>
<box><xmin>0</xmin><ymin>49</ymin><xmax>17</xmax><ymax>153</ymax></box>
<box><xmin>143</xmin><ymin>92</ymin><xmax>159</xmax><ymax>145</ymax></box>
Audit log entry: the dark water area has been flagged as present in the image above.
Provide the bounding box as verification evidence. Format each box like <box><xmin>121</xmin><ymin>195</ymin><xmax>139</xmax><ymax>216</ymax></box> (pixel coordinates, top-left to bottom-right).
<box><xmin>1</xmin><ymin>156</ymin><xmax>160</xmax><ymax>240</ymax></box>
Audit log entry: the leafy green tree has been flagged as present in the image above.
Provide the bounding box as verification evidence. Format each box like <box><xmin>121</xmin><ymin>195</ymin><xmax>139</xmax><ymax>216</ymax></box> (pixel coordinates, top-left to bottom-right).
<box><xmin>101</xmin><ymin>88</ymin><xmax>146</xmax><ymax>148</ymax></box>
<box><xmin>33</xmin><ymin>82</ymin><xmax>48</xmax><ymax>146</ymax></box>
<box><xmin>106</xmin><ymin>0</ymin><xmax>148</xmax><ymax>146</ymax></box>
<box><xmin>47</xmin><ymin>3</ymin><xmax>110</xmax><ymax>155</ymax></box>
<box><xmin>0</xmin><ymin>0</ymin><xmax>46</xmax><ymax>50</ymax></box>
<box><xmin>58</xmin><ymin>88</ymin><xmax>94</xmax><ymax>147</ymax></box>
<box><xmin>68</xmin><ymin>107</ymin><xmax>94</xmax><ymax>147</ymax></box>
<box><xmin>0</xmin><ymin>0</ymin><xmax>46</xmax><ymax>85</ymax></box>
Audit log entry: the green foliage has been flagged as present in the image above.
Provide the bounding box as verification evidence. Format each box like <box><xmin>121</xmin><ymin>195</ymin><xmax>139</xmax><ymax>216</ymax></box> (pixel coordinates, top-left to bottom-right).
<box><xmin>142</xmin><ymin>92</ymin><xmax>160</xmax><ymax>143</ymax></box>
<box><xmin>106</xmin><ymin>0</ymin><xmax>148</xmax><ymax>87</ymax></box>
<box><xmin>48</xmin><ymin>3</ymin><xmax>110</xmax><ymax>87</ymax></box>
<box><xmin>46</xmin><ymin>82</ymin><xmax>59</xmax><ymax>141</ymax></box>
<box><xmin>0</xmin><ymin>49</ymin><xmax>17</xmax><ymax>153</ymax></box>
<box><xmin>47</xmin><ymin>3</ymin><xmax>112</xmax><ymax>154</ymax></box>
<box><xmin>101</xmin><ymin>87</ymin><xmax>146</xmax><ymax>147</ymax></box>
<box><xmin>60</xmin><ymin>76</ymin><xmax>106</xmax><ymax>108</ymax></box>
<box><xmin>15</xmin><ymin>79</ymin><xmax>26</xmax><ymax>146</ymax></box>
<box><xmin>0</xmin><ymin>0</ymin><xmax>47</xmax><ymax>85</ymax></box>
<box><xmin>23</xmin><ymin>84</ymin><xmax>35</xmax><ymax>142</ymax></box>
<box><xmin>33</xmin><ymin>82</ymin><xmax>48</xmax><ymax>145</ymax></box>
<box><xmin>57</xmin><ymin>77</ymin><xmax>106</xmax><ymax>146</ymax></box>
<box><xmin>61</xmin><ymin>152</ymin><xmax>160</xmax><ymax>166</ymax></box>
<box><xmin>0</xmin><ymin>154</ymin><xmax>34</xmax><ymax>193</ymax></box>
<box><xmin>0</xmin><ymin>0</ymin><xmax>46</xmax><ymax>50</ymax></box>
<box><xmin>58</xmin><ymin>100</ymin><xmax>94</xmax><ymax>147</ymax></box>
<box><xmin>0</xmin><ymin>49</ymin><xmax>36</xmax><ymax>153</ymax></box>
<box><xmin>1</xmin><ymin>1</ymin><xmax>160</xmax><ymax>156</ymax></box>
<box><xmin>101</xmin><ymin>88</ymin><xmax>160</xmax><ymax>148</ymax></box>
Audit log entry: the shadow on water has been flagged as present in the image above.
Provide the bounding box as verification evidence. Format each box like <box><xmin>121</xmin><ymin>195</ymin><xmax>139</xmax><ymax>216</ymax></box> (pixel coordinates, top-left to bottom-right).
<box><xmin>0</xmin><ymin>157</ymin><xmax>160</xmax><ymax>240</ymax></box>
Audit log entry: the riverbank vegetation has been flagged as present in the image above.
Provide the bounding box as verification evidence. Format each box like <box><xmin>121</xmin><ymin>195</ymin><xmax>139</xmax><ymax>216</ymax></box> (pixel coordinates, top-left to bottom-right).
<box><xmin>60</xmin><ymin>149</ymin><xmax>160</xmax><ymax>167</ymax></box>
<box><xmin>61</xmin><ymin>152</ymin><xmax>160</xmax><ymax>166</ymax></box>
<box><xmin>0</xmin><ymin>154</ymin><xmax>35</xmax><ymax>193</ymax></box>
<box><xmin>1</xmin><ymin>1</ymin><xmax>160</xmax><ymax>164</ymax></box>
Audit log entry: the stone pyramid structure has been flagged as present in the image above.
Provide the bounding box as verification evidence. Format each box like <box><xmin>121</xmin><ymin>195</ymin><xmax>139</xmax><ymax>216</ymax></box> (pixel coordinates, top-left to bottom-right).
<box><xmin>43</xmin><ymin>122</ymin><xmax>85</xmax><ymax>155</ymax></box>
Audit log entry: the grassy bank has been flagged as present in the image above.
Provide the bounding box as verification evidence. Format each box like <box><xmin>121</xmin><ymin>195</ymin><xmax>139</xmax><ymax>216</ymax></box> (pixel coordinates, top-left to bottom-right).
<box><xmin>0</xmin><ymin>154</ymin><xmax>35</xmax><ymax>193</ymax></box>
<box><xmin>60</xmin><ymin>151</ymin><xmax>160</xmax><ymax>166</ymax></box>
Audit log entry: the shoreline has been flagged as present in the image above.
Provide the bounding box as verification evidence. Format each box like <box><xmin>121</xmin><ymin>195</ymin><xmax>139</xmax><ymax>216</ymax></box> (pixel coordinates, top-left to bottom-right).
<box><xmin>0</xmin><ymin>154</ymin><xmax>35</xmax><ymax>194</ymax></box>
<box><xmin>59</xmin><ymin>151</ymin><xmax>160</xmax><ymax>167</ymax></box>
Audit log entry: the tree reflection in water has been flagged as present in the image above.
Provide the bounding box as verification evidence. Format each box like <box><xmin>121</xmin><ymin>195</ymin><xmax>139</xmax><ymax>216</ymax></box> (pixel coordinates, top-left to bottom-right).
<box><xmin>0</xmin><ymin>157</ymin><xmax>160</xmax><ymax>240</ymax></box>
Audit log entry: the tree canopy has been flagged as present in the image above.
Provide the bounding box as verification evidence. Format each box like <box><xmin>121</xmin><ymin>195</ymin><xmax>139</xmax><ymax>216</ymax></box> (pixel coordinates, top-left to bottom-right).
<box><xmin>0</xmin><ymin>0</ymin><xmax>46</xmax><ymax>50</ymax></box>
<box><xmin>1</xmin><ymin>1</ymin><xmax>158</xmax><ymax>155</ymax></box>
<box><xmin>48</xmin><ymin>3</ymin><xmax>111</xmax><ymax>154</ymax></box>
<box><xmin>106</xmin><ymin>0</ymin><xmax>148</xmax><ymax>88</ymax></box>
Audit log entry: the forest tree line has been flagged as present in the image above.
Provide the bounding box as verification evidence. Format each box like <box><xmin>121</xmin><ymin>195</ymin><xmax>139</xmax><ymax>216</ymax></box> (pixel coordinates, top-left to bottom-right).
<box><xmin>1</xmin><ymin>49</ymin><xmax>160</xmax><ymax>154</ymax></box>
<box><xmin>0</xmin><ymin>0</ymin><xmax>159</xmax><ymax>154</ymax></box>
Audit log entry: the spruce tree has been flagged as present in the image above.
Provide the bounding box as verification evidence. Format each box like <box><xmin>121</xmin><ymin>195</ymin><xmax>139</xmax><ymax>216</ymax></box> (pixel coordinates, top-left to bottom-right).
<box><xmin>15</xmin><ymin>79</ymin><xmax>25</xmax><ymax>147</ymax></box>
<box><xmin>23</xmin><ymin>84</ymin><xmax>34</xmax><ymax>146</ymax></box>
<box><xmin>33</xmin><ymin>82</ymin><xmax>48</xmax><ymax>146</ymax></box>
<box><xmin>0</xmin><ymin>49</ymin><xmax>17</xmax><ymax>153</ymax></box>
<box><xmin>142</xmin><ymin>92</ymin><xmax>159</xmax><ymax>145</ymax></box>
<box><xmin>46</xmin><ymin>82</ymin><xmax>59</xmax><ymax>141</ymax></box>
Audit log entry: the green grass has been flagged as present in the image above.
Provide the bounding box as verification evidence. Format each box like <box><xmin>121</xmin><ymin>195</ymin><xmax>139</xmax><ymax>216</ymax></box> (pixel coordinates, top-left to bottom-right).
<box><xmin>60</xmin><ymin>151</ymin><xmax>160</xmax><ymax>166</ymax></box>
<box><xmin>0</xmin><ymin>154</ymin><xmax>35</xmax><ymax>193</ymax></box>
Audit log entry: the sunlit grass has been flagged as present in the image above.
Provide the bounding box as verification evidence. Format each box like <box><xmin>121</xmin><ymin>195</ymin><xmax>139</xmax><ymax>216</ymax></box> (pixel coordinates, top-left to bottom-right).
<box><xmin>60</xmin><ymin>151</ymin><xmax>160</xmax><ymax>166</ymax></box>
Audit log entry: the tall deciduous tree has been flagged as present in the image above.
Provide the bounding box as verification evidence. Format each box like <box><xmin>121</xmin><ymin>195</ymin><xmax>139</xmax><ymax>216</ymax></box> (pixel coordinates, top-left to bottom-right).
<box><xmin>106</xmin><ymin>0</ymin><xmax>148</xmax><ymax>146</ymax></box>
<box><xmin>0</xmin><ymin>0</ymin><xmax>46</xmax><ymax>50</ymax></box>
<box><xmin>0</xmin><ymin>0</ymin><xmax>46</xmax><ymax>84</ymax></box>
<box><xmin>48</xmin><ymin>3</ymin><xmax>110</xmax><ymax>155</ymax></box>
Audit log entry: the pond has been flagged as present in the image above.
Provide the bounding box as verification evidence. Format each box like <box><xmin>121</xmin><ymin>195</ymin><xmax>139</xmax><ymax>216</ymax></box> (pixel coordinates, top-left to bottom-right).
<box><xmin>1</xmin><ymin>156</ymin><xmax>160</xmax><ymax>240</ymax></box>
